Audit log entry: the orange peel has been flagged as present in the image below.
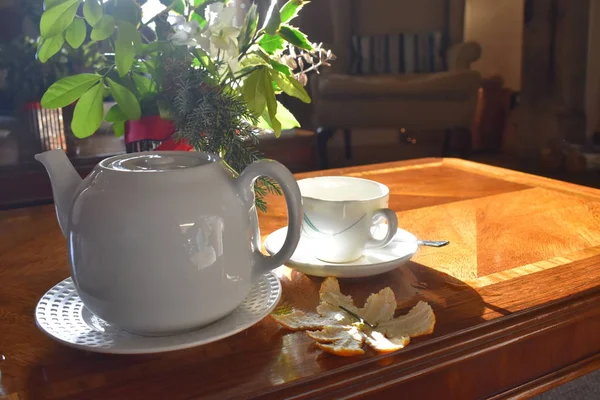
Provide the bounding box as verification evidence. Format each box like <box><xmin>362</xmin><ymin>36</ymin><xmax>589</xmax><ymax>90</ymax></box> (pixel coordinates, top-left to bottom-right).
<box><xmin>271</xmin><ymin>277</ymin><xmax>436</xmax><ymax>356</ymax></box>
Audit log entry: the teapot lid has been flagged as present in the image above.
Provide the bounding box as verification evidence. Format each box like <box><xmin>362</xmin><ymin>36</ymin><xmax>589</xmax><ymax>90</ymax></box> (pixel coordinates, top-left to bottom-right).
<box><xmin>101</xmin><ymin>152</ymin><xmax>217</xmax><ymax>172</ymax></box>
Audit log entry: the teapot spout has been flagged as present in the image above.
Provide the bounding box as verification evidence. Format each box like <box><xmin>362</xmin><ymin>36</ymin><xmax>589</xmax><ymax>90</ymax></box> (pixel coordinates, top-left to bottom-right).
<box><xmin>35</xmin><ymin>149</ymin><xmax>82</xmax><ymax>237</ymax></box>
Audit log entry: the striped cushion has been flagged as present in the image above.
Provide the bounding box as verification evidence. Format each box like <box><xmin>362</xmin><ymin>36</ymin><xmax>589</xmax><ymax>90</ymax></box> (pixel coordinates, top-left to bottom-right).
<box><xmin>350</xmin><ymin>32</ymin><xmax>446</xmax><ymax>75</ymax></box>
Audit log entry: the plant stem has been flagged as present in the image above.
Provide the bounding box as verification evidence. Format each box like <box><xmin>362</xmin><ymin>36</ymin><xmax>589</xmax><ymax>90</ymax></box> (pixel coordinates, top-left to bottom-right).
<box><xmin>238</xmin><ymin>30</ymin><xmax>263</xmax><ymax>61</ymax></box>
<box><xmin>339</xmin><ymin>305</ymin><xmax>376</xmax><ymax>329</ymax></box>
<box><xmin>232</xmin><ymin>66</ymin><xmax>260</xmax><ymax>82</ymax></box>
<box><xmin>101</xmin><ymin>64</ymin><xmax>116</xmax><ymax>79</ymax></box>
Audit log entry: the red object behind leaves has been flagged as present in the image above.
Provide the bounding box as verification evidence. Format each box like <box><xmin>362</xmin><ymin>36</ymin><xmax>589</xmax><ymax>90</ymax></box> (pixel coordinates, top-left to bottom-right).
<box><xmin>125</xmin><ymin>115</ymin><xmax>193</xmax><ymax>151</ymax></box>
<box><xmin>154</xmin><ymin>137</ymin><xmax>193</xmax><ymax>151</ymax></box>
<box><xmin>125</xmin><ymin>116</ymin><xmax>175</xmax><ymax>144</ymax></box>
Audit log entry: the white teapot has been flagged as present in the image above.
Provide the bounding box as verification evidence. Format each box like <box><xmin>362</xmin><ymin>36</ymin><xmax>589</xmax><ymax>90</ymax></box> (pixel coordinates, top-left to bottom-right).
<box><xmin>36</xmin><ymin>150</ymin><xmax>302</xmax><ymax>335</ymax></box>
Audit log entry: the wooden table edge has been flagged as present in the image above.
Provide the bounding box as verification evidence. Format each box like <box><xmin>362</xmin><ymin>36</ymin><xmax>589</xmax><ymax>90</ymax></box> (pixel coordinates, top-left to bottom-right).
<box><xmin>254</xmin><ymin>280</ymin><xmax>600</xmax><ymax>399</ymax></box>
<box><xmin>488</xmin><ymin>352</ymin><xmax>600</xmax><ymax>399</ymax></box>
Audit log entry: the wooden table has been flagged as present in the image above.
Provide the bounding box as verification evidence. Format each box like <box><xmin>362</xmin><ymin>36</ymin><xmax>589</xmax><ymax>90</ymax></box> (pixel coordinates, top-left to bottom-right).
<box><xmin>1</xmin><ymin>158</ymin><xmax>600</xmax><ymax>399</ymax></box>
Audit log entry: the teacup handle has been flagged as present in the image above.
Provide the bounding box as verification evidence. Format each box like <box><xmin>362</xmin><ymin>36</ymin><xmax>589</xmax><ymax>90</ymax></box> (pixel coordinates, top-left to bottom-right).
<box><xmin>236</xmin><ymin>160</ymin><xmax>303</xmax><ymax>279</ymax></box>
<box><xmin>365</xmin><ymin>208</ymin><xmax>398</xmax><ymax>249</ymax></box>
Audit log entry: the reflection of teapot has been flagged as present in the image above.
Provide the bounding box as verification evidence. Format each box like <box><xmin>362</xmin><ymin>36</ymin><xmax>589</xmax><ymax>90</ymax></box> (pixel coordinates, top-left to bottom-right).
<box><xmin>36</xmin><ymin>150</ymin><xmax>302</xmax><ymax>335</ymax></box>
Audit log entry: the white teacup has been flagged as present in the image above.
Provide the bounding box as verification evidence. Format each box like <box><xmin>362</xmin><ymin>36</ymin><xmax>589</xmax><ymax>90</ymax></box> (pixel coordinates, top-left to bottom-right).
<box><xmin>297</xmin><ymin>176</ymin><xmax>398</xmax><ymax>263</ymax></box>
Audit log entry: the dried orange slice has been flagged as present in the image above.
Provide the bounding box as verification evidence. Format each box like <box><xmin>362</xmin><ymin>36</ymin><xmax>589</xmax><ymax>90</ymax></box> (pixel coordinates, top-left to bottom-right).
<box><xmin>359</xmin><ymin>287</ymin><xmax>396</xmax><ymax>324</ymax></box>
<box><xmin>271</xmin><ymin>278</ymin><xmax>436</xmax><ymax>356</ymax></box>
<box><xmin>310</xmin><ymin>325</ymin><xmax>366</xmax><ymax>356</ymax></box>
<box><xmin>364</xmin><ymin>330</ymin><xmax>410</xmax><ymax>352</ymax></box>
<box><xmin>377</xmin><ymin>301</ymin><xmax>436</xmax><ymax>338</ymax></box>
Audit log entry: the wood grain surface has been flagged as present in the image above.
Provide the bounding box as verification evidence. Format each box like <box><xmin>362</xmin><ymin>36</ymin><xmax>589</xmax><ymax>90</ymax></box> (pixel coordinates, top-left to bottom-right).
<box><xmin>1</xmin><ymin>158</ymin><xmax>599</xmax><ymax>400</ymax></box>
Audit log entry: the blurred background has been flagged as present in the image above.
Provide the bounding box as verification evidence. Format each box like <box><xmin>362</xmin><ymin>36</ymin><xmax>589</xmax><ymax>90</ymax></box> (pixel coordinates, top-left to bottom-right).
<box><xmin>1</xmin><ymin>0</ymin><xmax>600</xmax><ymax>208</ymax></box>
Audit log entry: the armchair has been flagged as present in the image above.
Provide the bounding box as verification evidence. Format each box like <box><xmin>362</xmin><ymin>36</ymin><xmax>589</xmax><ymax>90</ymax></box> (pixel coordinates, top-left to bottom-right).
<box><xmin>313</xmin><ymin>0</ymin><xmax>482</xmax><ymax>168</ymax></box>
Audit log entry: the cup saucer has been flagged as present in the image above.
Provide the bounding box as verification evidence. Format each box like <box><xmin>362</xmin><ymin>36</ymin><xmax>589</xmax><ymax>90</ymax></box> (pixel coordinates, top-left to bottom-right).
<box><xmin>35</xmin><ymin>273</ymin><xmax>281</xmax><ymax>354</ymax></box>
<box><xmin>264</xmin><ymin>227</ymin><xmax>419</xmax><ymax>278</ymax></box>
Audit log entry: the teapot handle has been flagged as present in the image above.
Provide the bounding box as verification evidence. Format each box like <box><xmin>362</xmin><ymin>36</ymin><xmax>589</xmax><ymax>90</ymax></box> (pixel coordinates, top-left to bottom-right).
<box><xmin>236</xmin><ymin>160</ymin><xmax>303</xmax><ymax>279</ymax></box>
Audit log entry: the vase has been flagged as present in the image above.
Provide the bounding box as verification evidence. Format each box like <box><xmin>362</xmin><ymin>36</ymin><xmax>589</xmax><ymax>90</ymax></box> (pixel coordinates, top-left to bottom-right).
<box><xmin>124</xmin><ymin>116</ymin><xmax>176</xmax><ymax>153</ymax></box>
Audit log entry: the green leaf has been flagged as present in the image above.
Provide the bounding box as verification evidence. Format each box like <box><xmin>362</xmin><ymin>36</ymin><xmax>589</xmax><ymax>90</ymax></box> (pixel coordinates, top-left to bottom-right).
<box><xmin>40</xmin><ymin>0</ymin><xmax>81</xmax><ymax>38</ymax></box>
<box><xmin>107</xmin><ymin>78</ymin><xmax>141</xmax><ymax>120</ymax></box>
<box><xmin>190</xmin><ymin>12</ymin><xmax>207</xmax><ymax>29</ymax></box>
<box><xmin>270</xmin><ymin>115</ymin><xmax>282</xmax><ymax>137</ymax></box>
<box><xmin>240</xmin><ymin>53</ymin><xmax>269</xmax><ymax>69</ymax></box>
<box><xmin>65</xmin><ymin>18</ymin><xmax>86</xmax><ymax>48</ymax></box>
<box><xmin>105</xmin><ymin>103</ymin><xmax>128</xmax><ymax>122</ymax></box>
<box><xmin>254</xmin><ymin>49</ymin><xmax>291</xmax><ymax>75</ymax></box>
<box><xmin>193</xmin><ymin>47</ymin><xmax>218</xmax><ymax>76</ymax></box>
<box><xmin>90</xmin><ymin>15</ymin><xmax>115</xmax><ymax>41</ymax></box>
<box><xmin>265</xmin><ymin>5</ymin><xmax>281</xmax><ymax>36</ymax></box>
<box><xmin>41</xmin><ymin>73</ymin><xmax>103</xmax><ymax>108</ymax></box>
<box><xmin>269</xmin><ymin>59</ymin><xmax>291</xmax><ymax>75</ymax></box>
<box><xmin>113</xmin><ymin>0</ymin><xmax>143</xmax><ymax>24</ymax></box>
<box><xmin>258</xmin><ymin>104</ymin><xmax>296</xmax><ymax>135</ymax></box>
<box><xmin>115</xmin><ymin>21</ymin><xmax>141</xmax><ymax>77</ymax></box>
<box><xmin>132</xmin><ymin>73</ymin><xmax>154</xmax><ymax>96</ymax></box>
<box><xmin>237</xmin><ymin>3</ymin><xmax>258</xmax><ymax>54</ymax></box>
<box><xmin>44</xmin><ymin>0</ymin><xmax>68</xmax><ymax>9</ymax></box>
<box><xmin>243</xmin><ymin>68</ymin><xmax>267</xmax><ymax>116</ymax></box>
<box><xmin>37</xmin><ymin>34</ymin><xmax>65</xmax><ymax>63</ymax></box>
<box><xmin>258</xmin><ymin>33</ymin><xmax>285</xmax><ymax>55</ymax></box>
<box><xmin>269</xmin><ymin>70</ymin><xmax>310</xmax><ymax>103</ymax></box>
<box><xmin>280</xmin><ymin>0</ymin><xmax>306</xmax><ymax>23</ymax></box>
<box><xmin>274</xmin><ymin>101</ymin><xmax>300</xmax><ymax>129</ymax></box>
<box><xmin>71</xmin><ymin>83</ymin><xmax>105</xmax><ymax>138</ymax></box>
<box><xmin>262</xmin><ymin>69</ymin><xmax>279</xmax><ymax>136</ymax></box>
<box><xmin>83</xmin><ymin>0</ymin><xmax>103</xmax><ymax>27</ymax></box>
<box><xmin>113</xmin><ymin>121</ymin><xmax>125</xmax><ymax>137</ymax></box>
<box><xmin>157</xmin><ymin>99</ymin><xmax>171</xmax><ymax>119</ymax></box>
<box><xmin>279</xmin><ymin>25</ymin><xmax>312</xmax><ymax>50</ymax></box>
<box><xmin>160</xmin><ymin>0</ymin><xmax>185</xmax><ymax>14</ymax></box>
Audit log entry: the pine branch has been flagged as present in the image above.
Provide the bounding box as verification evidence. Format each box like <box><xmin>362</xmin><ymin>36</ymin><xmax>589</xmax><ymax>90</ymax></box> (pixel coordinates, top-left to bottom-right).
<box><xmin>161</xmin><ymin>55</ymin><xmax>281</xmax><ymax>210</ymax></box>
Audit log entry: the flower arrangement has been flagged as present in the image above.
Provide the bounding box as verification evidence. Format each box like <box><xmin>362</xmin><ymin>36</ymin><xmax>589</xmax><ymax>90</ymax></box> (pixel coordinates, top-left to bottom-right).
<box><xmin>37</xmin><ymin>0</ymin><xmax>333</xmax><ymax>209</ymax></box>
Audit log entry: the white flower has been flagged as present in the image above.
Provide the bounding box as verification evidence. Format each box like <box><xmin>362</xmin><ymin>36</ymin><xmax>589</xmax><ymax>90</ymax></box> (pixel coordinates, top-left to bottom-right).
<box><xmin>167</xmin><ymin>3</ymin><xmax>241</xmax><ymax>75</ymax></box>
<box><xmin>168</xmin><ymin>17</ymin><xmax>202</xmax><ymax>47</ymax></box>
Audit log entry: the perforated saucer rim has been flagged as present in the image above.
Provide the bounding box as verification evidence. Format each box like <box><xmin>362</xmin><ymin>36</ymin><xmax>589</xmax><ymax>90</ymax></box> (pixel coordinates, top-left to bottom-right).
<box><xmin>35</xmin><ymin>273</ymin><xmax>281</xmax><ymax>354</ymax></box>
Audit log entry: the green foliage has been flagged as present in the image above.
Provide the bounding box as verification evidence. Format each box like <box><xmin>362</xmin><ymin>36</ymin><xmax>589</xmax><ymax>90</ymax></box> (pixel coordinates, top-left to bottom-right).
<box><xmin>113</xmin><ymin>121</ymin><xmax>125</xmax><ymax>136</ymax></box>
<box><xmin>238</xmin><ymin>3</ymin><xmax>258</xmax><ymax>54</ymax></box>
<box><xmin>279</xmin><ymin>26</ymin><xmax>313</xmax><ymax>50</ymax></box>
<box><xmin>83</xmin><ymin>0</ymin><xmax>103</xmax><ymax>27</ymax></box>
<box><xmin>44</xmin><ymin>0</ymin><xmax>68</xmax><ymax>9</ymax></box>
<box><xmin>265</xmin><ymin>5</ymin><xmax>281</xmax><ymax>36</ymax></box>
<box><xmin>105</xmin><ymin>103</ymin><xmax>127</xmax><ymax>122</ymax></box>
<box><xmin>280</xmin><ymin>0</ymin><xmax>306</xmax><ymax>23</ymax></box>
<box><xmin>110</xmin><ymin>0</ymin><xmax>142</xmax><ymax>25</ymax></box>
<box><xmin>90</xmin><ymin>15</ymin><xmax>115</xmax><ymax>41</ymax></box>
<box><xmin>65</xmin><ymin>18</ymin><xmax>87</xmax><ymax>49</ymax></box>
<box><xmin>115</xmin><ymin>21</ymin><xmax>141</xmax><ymax>77</ymax></box>
<box><xmin>243</xmin><ymin>68</ymin><xmax>267</xmax><ymax>116</ymax></box>
<box><xmin>71</xmin><ymin>82</ymin><xmax>105</xmax><ymax>138</ymax></box>
<box><xmin>161</xmin><ymin>0</ymin><xmax>186</xmax><ymax>15</ymax></box>
<box><xmin>132</xmin><ymin>73</ymin><xmax>155</xmax><ymax>96</ymax></box>
<box><xmin>41</xmin><ymin>73</ymin><xmax>102</xmax><ymax>108</ymax></box>
<box><xmin>269</xmin><ymin>69</ymin><xmax>310</xmax><ymax>103</ymax></box>
<box><xmin>258</xmin><ymin>34</ymin><xmax>285</xmax><ymax>54</ymax></box>
<box><xmin>40</xmin><ymin>0</ymin><xmax>81</xmax><ymax>38</ymax></box>
<box><xmin>37</xmin><ymin>34</ymin><xmax>65</xmax><ymax>63</ymax></box>
<box><xmin>36</xmin><ymin>0</ymin><xmax>334</xmax><ymax>206</ymax></box>
<box><xmin>162</xmin><ymin>56</ymin><xmax>279</xmax><ymax>211</ymax></box>
<box><xmin>107</xmin><ymin>78</ymin><xmax>141</xmax><ymax>120</ymax></box>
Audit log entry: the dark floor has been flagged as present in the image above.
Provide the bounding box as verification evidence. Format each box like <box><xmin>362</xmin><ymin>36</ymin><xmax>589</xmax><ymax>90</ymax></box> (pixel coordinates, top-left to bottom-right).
<box><xmin>534</xmin><ymin>369</ymin><xmax>600</xmax><ymax>399</ymax></box>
